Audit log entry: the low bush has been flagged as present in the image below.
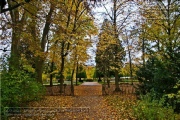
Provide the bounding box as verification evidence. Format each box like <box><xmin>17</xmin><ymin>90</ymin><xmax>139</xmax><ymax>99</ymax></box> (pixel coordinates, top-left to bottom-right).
<box><xmin>136</xmin><ymin>56</ymin><xmax>180</xmax><ymax>113</ymax></box>
<box><xmin>1</xmin><ymin>69</ymin><xmax>46</xmax><ymax>116</ymax></box>
<box><xmin>133</xmin><ymin>92</ymin><xmax>176</xmax><ymax>120</ymax></box>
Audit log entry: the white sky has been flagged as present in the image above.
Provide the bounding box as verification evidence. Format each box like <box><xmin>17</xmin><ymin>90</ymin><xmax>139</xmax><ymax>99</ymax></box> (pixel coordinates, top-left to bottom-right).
<box><xmin>0</xmin><ymin>0</ymin><xmax>141</xmax><ymax>67</ymax></box>
<box><xmin>86</xmin><ymin>0</ymin><xmax>141</xmax><ymax>66</ymax></box>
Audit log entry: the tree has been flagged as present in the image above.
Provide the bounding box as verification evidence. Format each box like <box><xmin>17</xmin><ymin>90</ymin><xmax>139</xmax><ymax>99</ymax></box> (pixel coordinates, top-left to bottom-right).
<box><xmin>69</xmin><ymin>32</ymin><xmax>95</xmax><ymax>94</ymax></box>
<box><xmin>97</xmin><ymin>0</ymin><xmax>133</xmax><ymax>91</ymax></box>
<box><xmin>35</xmin><ymin>1</ymin><xmax>55</xmax><ymax>83</ymax></box>
<box><xmin>0</xmin><ymin>0</ymin><xmax>103</xmax><ymax>14</ymax></box>
<box><xmin>48</xmin><ymin>0</ymin><xmax>97</xmax><ymax>93</ymax></box>
<box><xmin>93</xmin><ymin>68</ymin><xmax>104</xmax><ymax>82</ymax></box>
<box><xmin>2</xmin><ymin>0</ymin><xmax>56</xmax><ymax>84</ymax></box>
<box><xmin>7</xmin><ymin>0</ymin><xmax>27</xmax><ymax>70</ymax></box>
<box><xmin>96</xmin><ymin>19</ymin><xmax>114</xmax><ymax>86</ymax></box>
<box><xmin>0</xmin><ymin>0</ymin><xmax>31</xmax><ymax>14</ymax></box>
<box><xmin>136</xmin><ymin>0</ymin><xmax>180</xmax><ymax>112</ymax></box>
<box><xmin>121</xmin><ymin>29</ymin><xmax>139</xmax><ymax>83</ymax></box>
<box><xmin>138</xmin><ymin>0</ymin><xmax>180</xmax><ymax>59</ymax></box>
<box><xmin>77</xmin><ymin>65</ymin><xmax>87</xmax><ymax>82</ymax></box>
<box><xmin>85</xmin><ymin>66</ymin><xmax>96</xmax><ymax>79</ymax></box>
<box><xmin>1</xmin><ymin>0</ymin><xmax>100</xmax><ymax>84</ymax></box>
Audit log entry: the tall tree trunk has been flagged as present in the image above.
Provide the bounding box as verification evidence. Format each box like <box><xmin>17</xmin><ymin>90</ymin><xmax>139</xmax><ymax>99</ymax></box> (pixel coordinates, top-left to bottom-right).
<box><xmin>35</xmin><ymin>59</ymin><xmax>43</xmax><ymax>83</ymax></box>
<box><xmin>126</xmin><ymin>34</ymin><xmax>133</xmax><ymax>84</ymax></box>
<box><xmin>98</xmin><ymin>76</ymin><xmax>101</xmax><ymax>82</ymax></box>
<box><xmin>76</xmin><ymin>62</ymin><xmax>78</xmax><ymax>85</ymax></box>
<box><xmin>8</xmin><ymin>0</ymin><xmax>21</xmax><ymax>70</ymax></box>
<box><xmin>59</xmin><ymin>46</ymin><xmax>65</xmax><ymax>93</ymax></box>
<box><xmin>35</xmin><ymin>3</ymin><xmax>54</xmax><ymax>83</ymax></box>
<box><xmin>114</xmin><ymin>70</ymin><xmax>120</xmax><ymax>91</ymax></box>
<box><xmin>128</xmin><ymin>50</ymin><xmax>133</xmax><ymax>84</ymax></box>
<box><xmin>59</xmin><ymin>40</ymin><xmax>70</xmax><ymax>93</ymax></box>
<box><xmin>142</xmin><ymin>37</ymin><xmax>145</xmax><ymax>67</ymax></box>
<box><xmin>107</xmin><ymin>66</ymin><xmax>110</xmax><ymax>88</ymax></box>
<box><xmin>113</xmin><ymin>0</ymin><xmax>121</xmax><ymax>91</ymax></box>
<box><xmin>10</xmin><ymin>26</ymin><xmax>20</xmax><ymax>70</ymax></box>
<box><xmin>49</xmin><ymin>51</ymin><xmax>55</xmax><ymax>86</ymax></box>
<box><xmin>71</xmin><ymin>68</ymin><xmax>75</xmax><ymax>96</ymax></box>
<box><xmin>50</xmin><ymin>61</ymin><xmax>54</xmax><ymax>86</ymax></box>
<box><xmin>58</xmin><ymin>1</ymin><xmax>73</xmax><ymax>94</ymax></box>
<box><xmin>70</xmin><ymin>52</ymin><xmax>78</xmax><ymax>95</ymax></box>
<box><xmin>107</xmin><ymin>77</ymin><xmax>110</xmax><ymax>88</ymax></box>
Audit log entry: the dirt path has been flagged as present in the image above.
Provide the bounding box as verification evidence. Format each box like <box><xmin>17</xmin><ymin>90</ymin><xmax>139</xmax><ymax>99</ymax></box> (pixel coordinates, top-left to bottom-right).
<box><xmin>74</xmin><ymin>82</ymin><xmax>102</xmax><ymax>96</ymax></box>
<box><xmin>70</xmin><ymin>82</ymin><xmax>115</xmax><ymax>119</ymax></box>
<box><xmin>81</xmin><ymin>82</ymin><xmax>101</xmax><ymax>86</ymax></box>
<box><xmin>71</xmin><ymin>96</ymin><xmax>115</xmax><ymax>119</ymax></box>
<box><xmin>8</xmin><ymin>83</ymin><xmax>136</xmax><ymax>120</ymax></box>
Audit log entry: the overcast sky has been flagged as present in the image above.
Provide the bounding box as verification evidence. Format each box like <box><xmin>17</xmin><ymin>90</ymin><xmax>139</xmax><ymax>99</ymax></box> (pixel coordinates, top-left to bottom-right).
<box><xmin>86</xmin><ymin>0</ymin><xmax>140</xmax><ymax>66</ymax></box>
<box><xmin>0</xmin><ymin>0</ymin><xmax>141</xmax><ymax>67</ymax></box>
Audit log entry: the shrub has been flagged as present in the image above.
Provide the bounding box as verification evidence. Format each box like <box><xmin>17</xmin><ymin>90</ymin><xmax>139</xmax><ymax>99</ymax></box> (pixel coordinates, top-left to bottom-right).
<box><xmin>136</xmin><ymin>56</ymin><xmax>179</xmax><ymax>112</ymax></box>
<box><xmin>86</xmin><ymin>79</ymin><xmax>93</xmax><ymax>82</ymax></box>
<box><xmin>133</xmin><ymin>92</ymin><xmax>176</xmax><ymax>120</ymax></box>
<box><xmin>1</xmin><ymin>69</ymin><xmax>46</xmax><ymax>116</ymax></box>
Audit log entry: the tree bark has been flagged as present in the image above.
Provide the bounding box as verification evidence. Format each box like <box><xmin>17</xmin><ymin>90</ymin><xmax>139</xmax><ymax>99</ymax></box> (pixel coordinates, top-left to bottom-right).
<box><xmin>59</xmin><ymin>45</ymin><xmax>65</xmax><ymax>93</ymax></box>
<box><xmin>113</xmin><ymin>0</ymin><xmax>120</xmax><ymax>92</ymax></box>
<box><xmin>8</xmin><ymin>0</ymin><xmax>21</xmax><ymax>70</ymax></box>
<box><xmin>125</xmin><ymin>32</ymin><xmax>133</xmax><ymax>84</ymax></box>
<box><xmin>71</xmin><ymin>68</ymin><xmax>75</xmax><ymax>96</ymax></box>
<box><xmin>50</xmin><ymin>61</ymin><xmax>54</xmax><ymax>86</ymax></box>
<box><xmin>76</xmin><ymin>62</ymin><xmax>78</xmax><ymax>85</ymax></box>
<box><xmin>35</xmin><ymin>3</ymin><xmax>54</xmax><ymax>83</ymax></box>
<box><xmin>35</xmin><ymin>58</ymin><xmax>43</xmax><ymax>84</ymax></box>
<box><xmin>142</xmin><ymin>37</ymin><xmax>145</xmax><ymax>67</ymax></box>
<box><xmin>114</xmin><ymin>70</ymin><xmax>120</xmax><ymax>91</ymax></box>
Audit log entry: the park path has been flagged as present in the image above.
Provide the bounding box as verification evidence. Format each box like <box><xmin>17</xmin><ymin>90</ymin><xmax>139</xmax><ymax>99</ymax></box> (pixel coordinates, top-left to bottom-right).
<box><xmin>74</xmin><ymin>82</ymin><xmax>102</xmax><ymax>96</ymax></box>
<box><xmin>58</xmin><ymin>82</ymin><xmax>135</xmax><ymax>119</ymax></box>
<box><xmin>70</xmin><ymin>82</ymin><xmax>116</xmax><ymax>119</ymax></box>
<box><xmin>8</xmin><ymin>82</ymin><xmax>136</xmax><ymax>120</ymax></box>
<box><xmin>81</xmin><ymin>82</ymin><xmax>101</xmax><ymax>85</ymax></box>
